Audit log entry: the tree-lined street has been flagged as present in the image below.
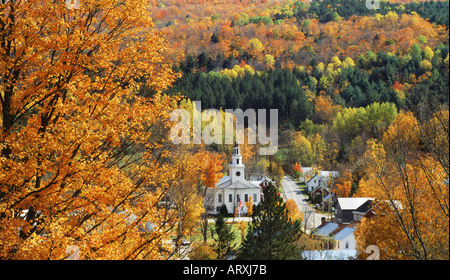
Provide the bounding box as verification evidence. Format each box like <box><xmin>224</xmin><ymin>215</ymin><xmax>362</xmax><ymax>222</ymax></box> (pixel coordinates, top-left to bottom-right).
<box><xmin>282</xmin><ymin>177</ymin><xmax>327</xmax><ymax>233</ymax></box>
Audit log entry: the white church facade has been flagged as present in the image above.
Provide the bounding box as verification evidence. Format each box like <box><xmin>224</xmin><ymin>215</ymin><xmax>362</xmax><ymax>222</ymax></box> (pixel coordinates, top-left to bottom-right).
<box><xmin>204</xmin><ymin>143</ymin><xmax>267</xmax><ymax>215</ymax></box>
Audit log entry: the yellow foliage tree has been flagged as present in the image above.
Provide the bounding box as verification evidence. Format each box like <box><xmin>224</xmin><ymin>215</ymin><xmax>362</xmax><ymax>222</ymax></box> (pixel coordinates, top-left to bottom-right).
<box><xmin>238</xmin><ymin>221</ymin><xmax>247</xmax><ymax>242</ymax></box>
<box><xmin>188</xmin><ymin>242</ymin><xmax>217</xmax><ymax>260</ymax></box>
<box><xmin>0</xmin><ymin>0</ymin><xmax>183</xmax><ymax>260</ymax></box>
<box><xmin>200</xmin><ymin>152</ymin><xmax>224</xmax><ymax>189</ymax></box>
<box><xmin>314</xmin><ymin>95</ymin><xmax>342</xmax><ymax>124</ymax></box>
<box><xmin>244</xmin><ymin>197</ymin><xmax>253</xmax><ymax>216</ymax></box>
<box><xmin>264</xmin><ymin>54</ymin><xmax>275</xmax><ymax>69</ymax></box>
<box><xmin>168</xmin><ymin>150</ymin><xmax>223</xmax><ymax>251</ymax></box>
<box><xmin>355</xmin><ymin>111</ymin><xmax>449</xmax><ymax>260</ymax></box>
<box><xmin>285</xmin><ymin>199</ymin><xmax>301</xmax><ymax>222</ymax></box>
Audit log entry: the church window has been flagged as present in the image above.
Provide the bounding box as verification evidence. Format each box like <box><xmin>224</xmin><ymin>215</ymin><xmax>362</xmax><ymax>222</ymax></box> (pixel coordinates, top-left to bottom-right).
<box><xmin>229</xmin><ymin>194</ymin><xmax>233</xmax><ymax>202</ymax></box>
<box><xmin>236</xmin><ymin>171</ymin><xmax>241</xmax><ymax>177</ymax></box>
<box><xmin>218</xmin><ymin>194</ymin><xmax>222</xmax><ymax>203</ymax></box>
<box><xmin>245</xmin><ymin>194</ymin><xmax>248</xmax><ymax>202</ymax></box>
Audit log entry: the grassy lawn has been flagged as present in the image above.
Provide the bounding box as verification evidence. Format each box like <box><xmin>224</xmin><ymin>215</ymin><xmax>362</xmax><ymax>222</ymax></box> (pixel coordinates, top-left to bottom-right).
<box><xmin>290</xmin><ymin>177</ymin><xmax>307</xmax><ymax>191</ymax></box>
<box><xmin>209</xmin><ymin>220</ymin><xmax>249</xmax><ymax>244</ymax></box>
<box><xmin>186</xmin><ymin>219</ymin><xmax>250</xmax><ymax>246</ymax></box>
<box><xmin>298</xmin><ymin>182</ymin><xmax>307</xmax><ymax>191</ymax></box>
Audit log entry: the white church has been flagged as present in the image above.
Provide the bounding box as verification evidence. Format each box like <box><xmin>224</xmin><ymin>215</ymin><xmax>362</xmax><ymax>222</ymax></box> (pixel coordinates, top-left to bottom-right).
<box><xmin>204</xmin><ymin>142</ymin><xmax>270</xmax><ymax>215</ymax></box>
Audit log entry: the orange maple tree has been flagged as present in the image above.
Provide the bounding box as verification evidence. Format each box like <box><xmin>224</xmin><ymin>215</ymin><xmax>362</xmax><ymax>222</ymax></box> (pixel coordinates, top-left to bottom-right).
<box><xmin>333</xmin><ymin>171</ymin><xmax>353</xmax><ymax>198</ymax></box>
<box><xmin>0</xmin><ymin>0</ymin><xmax>185</xmax><ymax>260</ymax></box>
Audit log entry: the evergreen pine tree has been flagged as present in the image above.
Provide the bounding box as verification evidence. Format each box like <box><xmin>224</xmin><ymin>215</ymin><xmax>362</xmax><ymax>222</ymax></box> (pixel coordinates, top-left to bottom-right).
<box><xmin>213</xmin><ymin>213</ymin><xmax>236</xmax><ymax>260</ymax></box>
<box><xmin>237</xmin><ymin>183</ymin><xmax>304</xmax><ymax>260</ymax></box>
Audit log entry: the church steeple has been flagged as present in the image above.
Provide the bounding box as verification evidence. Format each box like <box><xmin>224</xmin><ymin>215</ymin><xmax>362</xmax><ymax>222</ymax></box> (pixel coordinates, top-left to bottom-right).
<box><xmin>229</xmin><ymin>141</ymin><xmax>245</xmax><ymax>183</ymax></box>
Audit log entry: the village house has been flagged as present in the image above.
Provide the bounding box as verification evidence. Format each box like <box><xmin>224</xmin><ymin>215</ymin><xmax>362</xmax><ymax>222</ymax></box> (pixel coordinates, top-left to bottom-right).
<box><xmin>306</xmin><ymin>171</ymin><xmax>340</xmax><ymax>197</ymax></box>
<box><xmin>298</xmin><ymin>167</ymin><xmax>314</xmax><ymax>183</ymax></box>
<box><xmin>310</xmin><ymin>197</ymin><xmax>374</xmax><ymax>257</ymax></box>
<box><xmin>250</xmin><ymin>176</ymin><xmax>272</xmax><ymax>194</ymax></box>
<box><xmin>335</xmin><ymin>197</ymin><xmax>374</xmax><ymax>224</ymax></box>
<box><xmin>313</xmin><ymin>219</ymin><xmax>357</xmax><ymax>251</ymax></box>
<box><xmin>204</xmin><ymin>142</ymin><xmax>267</xmax><ymax>215</ymax></box>
<box><xmin>334</xmin><ymin>226</ymin><xmax>356</xmax><ymax>250</ymax></box>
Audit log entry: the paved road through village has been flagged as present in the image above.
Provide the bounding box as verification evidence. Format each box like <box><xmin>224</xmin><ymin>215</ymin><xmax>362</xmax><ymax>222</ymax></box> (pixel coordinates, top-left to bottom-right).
<box><xmin>281</xmin><ymin>176</ymin><xmax>328</xmax><ymax>233</ymax></box>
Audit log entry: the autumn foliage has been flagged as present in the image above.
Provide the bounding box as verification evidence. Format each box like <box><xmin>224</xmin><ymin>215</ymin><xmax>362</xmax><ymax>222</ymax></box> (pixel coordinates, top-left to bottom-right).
<box><xmin>153</xmin><ymin>0</ymin><xmax>448</xmax><ymax>70</ymax></box>
<box><xmin>355</xmin><ymin>110</ymin><xmax>449</xmax><ymax>260</ymax></box>
<box><xmin>333</xmin><ymin>171</ymin><xmax>353</xmax><ymax>198</ymax></box>
<box><xmin>285</xmin><ymin>199</ymin><xmax>302</xmax><ymax>222</ymax></box>
<box><xmin>0</xmin><ymin>0</ymin><xmax>228</xmax><ymax>260</ymax></box>
<box><xmin>1</xmin><ymin>0</ymin><xmax>448</xmax><ymax>261</ymax></box>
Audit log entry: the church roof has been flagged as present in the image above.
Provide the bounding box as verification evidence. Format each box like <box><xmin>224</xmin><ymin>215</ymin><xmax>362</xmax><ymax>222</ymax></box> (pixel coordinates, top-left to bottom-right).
<box><xmin>216</xmin><ymin>178</ymin><xmax>261</xmax><ymax>190</ymax></box>
<box><xmin>217</xmin><ymin>176</ymin><xmax>231</xmax><ymax>186</ymax></box>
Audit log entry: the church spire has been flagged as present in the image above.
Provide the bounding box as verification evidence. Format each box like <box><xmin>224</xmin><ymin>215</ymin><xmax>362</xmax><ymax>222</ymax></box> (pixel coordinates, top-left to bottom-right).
<box><xmin>233</xmin><ymin>141</ymin><xmax>240</xmax><ymax>156</ymax></box>
<box><xmin>230</xmin><ymin>141</ymin><xmax>245</xmax><ymax>183</ymax></box>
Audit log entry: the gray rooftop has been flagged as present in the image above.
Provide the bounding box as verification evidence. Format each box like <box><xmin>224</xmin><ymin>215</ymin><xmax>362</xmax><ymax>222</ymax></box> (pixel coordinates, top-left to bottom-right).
<box><xmin>337</xmin><ymin>197</ymin><xmax>373</xmax><ymax>210</ymax></box>
<box><xmin>315</xmin><ymin>222</ymin><xmax>339</xmax><ymax>236</ymax></box>
<box><xmin>334</xmin><ymin>227</ymin><xmax>356</xmax><ymax>241</ymax></box>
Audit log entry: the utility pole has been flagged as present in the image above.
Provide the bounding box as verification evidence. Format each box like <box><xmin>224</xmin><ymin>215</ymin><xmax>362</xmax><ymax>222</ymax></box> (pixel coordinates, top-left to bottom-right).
<box><xmin>321</xmin><ymin>182</ymin><xmax>324</xmax><ymax>213</ymax></box>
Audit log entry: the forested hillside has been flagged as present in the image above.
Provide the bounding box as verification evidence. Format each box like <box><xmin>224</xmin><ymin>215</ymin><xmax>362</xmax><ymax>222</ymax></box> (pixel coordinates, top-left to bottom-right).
<box><xmin>167</xmin><ymin>44</ymin><xmax>449</xmax><ymax>126</ymax></box>
<box><xmin>157</xmin><ymin>0</ymin><xmax>449</xmax><ymax>163</ymax></box>
<box><xmin>152</xmin><ymin>0</ymin><xmax>448</xmax><ymax>67</ymax></box>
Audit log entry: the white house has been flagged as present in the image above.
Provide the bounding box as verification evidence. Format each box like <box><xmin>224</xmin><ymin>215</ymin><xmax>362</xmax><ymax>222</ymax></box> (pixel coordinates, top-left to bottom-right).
<box><xmin>314</xmin><ymin>222</ymin><xmax>339</xmax><ymax>237</ymax></box>
<box><xmin>306</xmin><ymin>173</ymin><xmax>328</xmax><ymax>194</ymax></box>
<box><xmin>302</xmin><ymin>249</ymin><xmax>357</xmax><ymax>260</ymax></box>
<box><xmin>306</xmin><ymin>171</ymin><xmax>340</xmax><ymax>194</ymax></box>
<box><xmin>334</xmin><ymin>227</ymin><xmax>356</xmax><ymax>250</ymax></box>
<box><xmin>313</xmin><ymin>221</ymin><xmax>357</xmax><ymax>252</ymax></box>
<box><xmin>299</xmin><ymin>167</ymin><xmax>314</xmax><ymax>182</ymax></box>
<box><xmin>205</xmin><ymin>143</ymin><xmax>262</xmax><ymax>215</ymax></box>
